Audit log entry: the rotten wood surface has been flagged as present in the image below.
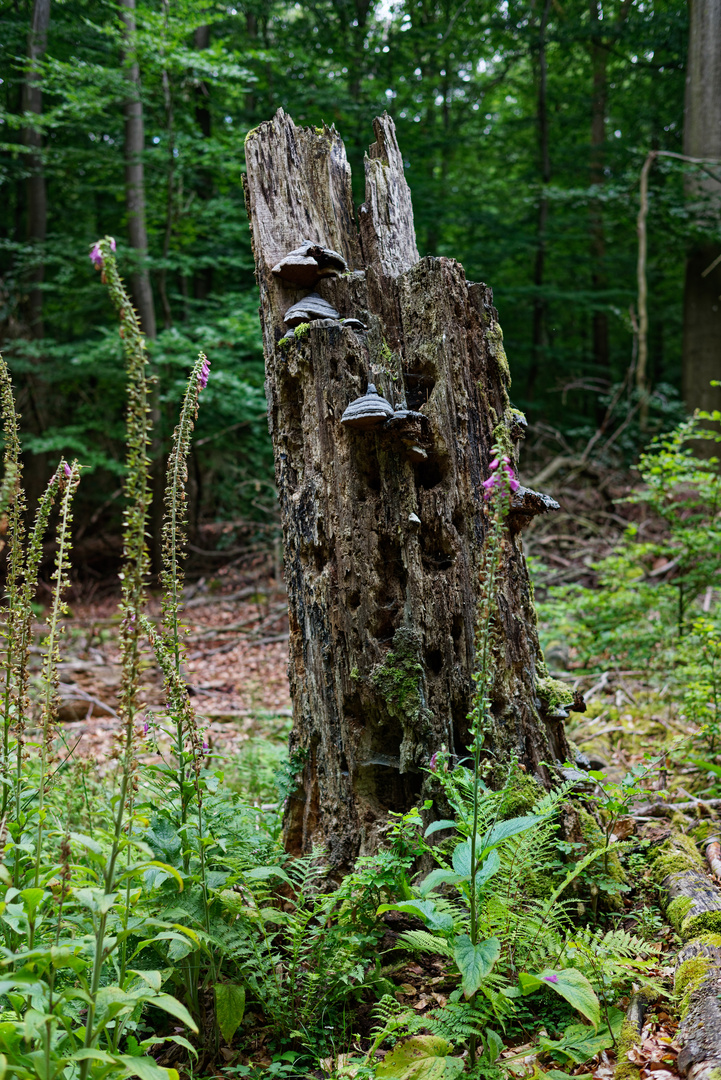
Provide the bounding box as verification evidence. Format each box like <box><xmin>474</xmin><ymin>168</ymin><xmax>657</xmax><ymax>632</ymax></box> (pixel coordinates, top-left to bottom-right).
<box><xmin>665</xmin><ymin>869</ymin><xmax>721</xmax><ymax>937</ymax></box>
<box><xmin>244</xmin><ymin>109</ymin><xmax>567</xmax><ymax>865</ymax></box>
<box><xmin>675</xmin><ymin>939</ymin><xmax>721</xmax><ymax>1080</ymax></box>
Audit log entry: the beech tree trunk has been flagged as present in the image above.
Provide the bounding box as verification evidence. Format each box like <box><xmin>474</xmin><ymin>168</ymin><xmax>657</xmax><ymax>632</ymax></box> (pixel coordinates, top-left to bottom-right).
<box><xmin>121</xmin><ymin>0</ymin><xmax>156</xmax><ymax>340</ymax></box>
<box><xmin>682</xmin><ymin>0</ymin><xmax>721</xmax><ymax>416</ymax></box>
<box><xmin>588</xmin><ymin>0</ymin><xmax>609</xmax><ymax>386</ymax></box>
<box><xmin>21</xmin><ymin>0</ymin><xmax>51</xmax><ymax>339</ymax></box>
<box><xmin>244</xmin><ymin>111</ymin><xmax>569</xmax><ymax>867</ymax></box>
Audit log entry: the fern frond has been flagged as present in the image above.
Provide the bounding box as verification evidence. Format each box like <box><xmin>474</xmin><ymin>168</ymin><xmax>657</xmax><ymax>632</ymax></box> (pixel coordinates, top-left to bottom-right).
<box><xmin>567</xmin><ymin>926</ymin><xmax>653</xmax><ymax>959</ymax></box>
<box><xmin>395</xmin><ymin>929</ymin><xmax>453</xmax><ymax>957</ymax></box>
<box><xmin>423</xmin><ymin>1002</ymin><xmax>486</xmax><ymax>1041</ymax></box>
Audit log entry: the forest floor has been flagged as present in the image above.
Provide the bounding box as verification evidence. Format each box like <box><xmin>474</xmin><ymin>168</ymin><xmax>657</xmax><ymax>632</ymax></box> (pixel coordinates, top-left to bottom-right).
<box><xmin>27</xmin><ymin>464</ymin><xmax>716</xmax><ymax>1077</ymax></box>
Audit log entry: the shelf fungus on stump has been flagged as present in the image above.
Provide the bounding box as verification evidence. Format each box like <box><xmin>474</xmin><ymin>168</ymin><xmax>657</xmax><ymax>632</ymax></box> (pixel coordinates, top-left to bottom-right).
<box><xmin>283</xmin><ymin>293</ymin><xmax>340</xmax><ymax>328</ymax></box>
<box><xmin>384</xmin><ymin>407</ymin><xmax>433</xmax><ymax>461</ymax></box>
<box><xmin>508</xmin><ymin>484</ymin><xmax>560</xmax><ymax>533</ymax></box>
<box><xmin>272</xmin><ymin>240</ymin><xmax>348</xmax><ymax>288</ymax></box>
<box><xmin>340</xmin><ymin>384</ymin><xmax>394</xmax><ymax>430</ymax></box>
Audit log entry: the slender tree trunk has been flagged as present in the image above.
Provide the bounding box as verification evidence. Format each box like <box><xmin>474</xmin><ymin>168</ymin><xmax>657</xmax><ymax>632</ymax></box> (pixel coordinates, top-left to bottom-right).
<box><xmin>21</xmin><ymin>0</ymin><xmax>51</xmax><ymax>339</ymax></box>
<box><xmin>529</xmin><ymin>0</ymin><xmax>552</xmax><ymax>402</ymax></box>
<box><xmin>121</xmin><ymin>0</ymin><xmax>156</xmax><ymax>340</ymax></box>
<box><xmin>158</xmin><ymin>0</ymin><xmax>175</xmax><ymax>330</ymax></box>
<box><xmin>244</xmin><ymin>111</ymin><xmax>568</xmax><ymax>867</ymax></box>
<box><xmin>588</xmin><ymin>0</ymin><xmax>609</xmax><ymax>385</ymax></box>
<box><xmin>682</xmin><ymin>0</ymin><xmax>721</xmax><ymax>416</ymax></box>
<box><xmin>193</xmin><ymin>24</ymin><xmax>213</xmax><ymax>302</ymax></box>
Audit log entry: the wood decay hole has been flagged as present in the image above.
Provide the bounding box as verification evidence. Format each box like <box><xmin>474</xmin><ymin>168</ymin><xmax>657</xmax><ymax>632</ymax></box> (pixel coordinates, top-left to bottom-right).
<box><xmin>404</xmin><ymin>372</ymin><xmax>436</xmax><ymax>412</ymax></box>
<box><xmin>421</xmin><ymin>519</ymin><xmax>455</xmax><ymax>571</ymax></box>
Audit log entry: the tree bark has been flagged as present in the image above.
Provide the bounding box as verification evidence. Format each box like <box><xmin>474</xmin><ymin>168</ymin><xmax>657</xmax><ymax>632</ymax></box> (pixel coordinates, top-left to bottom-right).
<box><xmin>588</xmin><ymin>0</ymin><xmax>609</xmax><ymax>385</ymax></box>
<box><xmin>244</xmin><ymin>110</ymin><xmax>568</xmax><ymax>867</ymax></box>
<box><xmin>682</xmin><ymin>0</ymin><xmax>721</xmax><ymax>416</ymax></box>
<box><xmin>21</xmin><ymin>0</ymin><xmax>51</xmax><ymax>339</ymax></box>
<box><xmin>529</xmin><ymin>0</ymin><xmax>552</xmax><ymax>402</ymax></box>
<box><xmin>192</xmin><ymin>23</ymin><xmax>213</xmax><ymax>303</ymax></box>
<box><xmin>121</xmin><ymin>0</ymin><xmax>156</xmax><ymax>340</ymax></box>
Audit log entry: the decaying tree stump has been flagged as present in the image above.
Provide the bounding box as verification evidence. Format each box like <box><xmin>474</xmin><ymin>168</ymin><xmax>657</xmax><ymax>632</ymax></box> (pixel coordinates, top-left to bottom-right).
<box><xmin>244</xmin><ymin>110</ymin><xmax>569</xmax><ymax>866</ymax></box>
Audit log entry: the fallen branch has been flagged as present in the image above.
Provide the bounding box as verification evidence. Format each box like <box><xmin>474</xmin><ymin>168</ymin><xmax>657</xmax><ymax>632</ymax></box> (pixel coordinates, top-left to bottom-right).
<box><xmin>633</xmin><ymin>797</ymin><xmax>721</xmax><ymax>818</ymax></box>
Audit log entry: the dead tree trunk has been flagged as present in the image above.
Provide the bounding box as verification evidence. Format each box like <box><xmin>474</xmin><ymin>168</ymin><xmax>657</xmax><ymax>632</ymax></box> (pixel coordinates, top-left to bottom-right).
<box><xmin>244</xmin><ymin>110</ymin><xmax>569</xmax><ymax>867</ymax></box>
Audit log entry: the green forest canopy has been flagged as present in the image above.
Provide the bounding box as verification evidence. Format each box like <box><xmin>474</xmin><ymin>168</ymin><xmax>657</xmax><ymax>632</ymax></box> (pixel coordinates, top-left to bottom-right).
<box><xmin>0</xmin><ymin>0</ymin><xmax>702</xmax><ymax>529</ymax></box>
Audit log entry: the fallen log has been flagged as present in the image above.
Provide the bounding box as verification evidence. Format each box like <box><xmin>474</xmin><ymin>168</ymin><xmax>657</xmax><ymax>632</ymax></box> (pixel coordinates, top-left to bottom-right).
<box><xmin>674</xmin><ymin>938</ymin><xmax>721</xmax><ymax>1080</ymax></box>
<box><xmin>650</xmin><ymin>830</ymin><xmax>721</xmax><ymax>1079</ymax></box>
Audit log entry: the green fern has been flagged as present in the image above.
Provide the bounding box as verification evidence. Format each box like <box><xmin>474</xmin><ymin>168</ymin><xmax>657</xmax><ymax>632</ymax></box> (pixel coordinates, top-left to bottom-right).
<box><xmin>396</xmin><ymin>929</ymin><xmax>453</xmax><ymax>956</ymax></box>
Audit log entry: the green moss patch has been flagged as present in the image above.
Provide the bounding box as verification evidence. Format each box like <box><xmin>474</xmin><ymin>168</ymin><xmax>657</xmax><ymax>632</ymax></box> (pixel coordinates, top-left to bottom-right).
<box><xmin>667</xmin><ymin>894</ymin><xmax>694</xmax><ymax>932</ymax></box>
<box><xmin>681</xmin><ymin>910</ymin><xmax>721</xmax><ymax>939</ymax></box>
<box><xmin>537</xmin><ymin>676</ymin><xmax>574</xmax><ymax>714</ymax></box>
<box><xmin>370</xmin><ymin>628</ymin><xmax>429</xmax><ymax>731</ymax></box>
<box><xmin>614</xmin><ymin>1019</ymin><xmax>642</xmax><ymax>1080</ymax></box>
<box><xmin>650</xmin><ymin>833</ymin><xmax>704</xmax><ymax>886</ymax></box>
<box><xmin>499</xmin><ymin>767</ymin><xmax>543</xmax><ymax>819</ymax></box>
<box><xmin>675</xmin><ymin>953</ymin><xmax>712</xmax><ymax>1018</ymax></box>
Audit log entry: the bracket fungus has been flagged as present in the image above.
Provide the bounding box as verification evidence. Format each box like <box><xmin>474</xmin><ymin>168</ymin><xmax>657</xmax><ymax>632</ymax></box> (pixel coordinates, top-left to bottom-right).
<box><xmin>508</xmin><ymin>485</ymin><xmax>560</xmax><ymax>532</ymax></box>
<box><xmin>272</xmin><ymin>240</ymin><xmax>348</xmax><ymax>288</ymax></box>
<box><xmin>341</xmin><ymin>383</ymin><xmax>394</xmax><ymax>430</ymax></box>
<box><xmin>284</xmin><ymin>293</ymin><xmax>340</xmax><ymax>327</ymax></box>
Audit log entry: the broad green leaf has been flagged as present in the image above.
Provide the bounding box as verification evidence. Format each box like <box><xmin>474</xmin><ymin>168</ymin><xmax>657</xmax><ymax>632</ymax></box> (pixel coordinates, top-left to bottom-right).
<box><xmin>70</xmin><ymin>832</ymin><xmax>103</xmax><ymax>855</ymax></box>
<box><xmin>19</xmin><ymin>890</ymin><xmax>46</xmax><ymax>919</ymax></box>
<box><xmin>519</xmin><ymin>969</ymin><xmax>600</xmax><ymax>1029</ymax></box>
<box><xmin>475</xmin><ymin>849</ymin><xmax>501</xmax><ymax>889</ymax></box>
<box><xmin>479</xmin><ymin>815</ymin><xmax>541</xmax><ymax>853</ymax></box>
<box><xmin>453</xmin><ymin>935</ymin><xmax>501</xmax><ymax>998</ymax></box>
<box><xmin>377</xmin><ymin>901</ymin><xmax>453</xmax><ymax>933</ymax></box>
<box><xmin>118</xmin><ymin>1055</ymin><xmax>179</xmax><ymax>1080</ymax></box>
<box><xmin>214</xmin><ymin>983</ymin><xmax>246</xmax><ymax>1044</ymax></box>
<box><xmin>149</xmin><ymin>994</ymin><xmax>199</xmax><ymax>1033</ymax></box>
<box><xmin>244</xmin><ymin>866</ymin><xmax>292</xmax><ymax>885</ymax></box>
<box><xmin>118</xmin><ymin>861</ymin><xmax>184</xmax><ymax>891</ymax></box>
<box><xmin>376</xmin><ymin>1036</ymin><xmax>465</xmax><ymax>1080</ymax></box>
<box><xmin>451</xmin><ymin>839</ymin><xmax>473</xmax><ymax>878</ymax></box>
<box><xmin>424</xmin><ymin>820</ymin><xmax>456</xmax><ymax>838</ymax></box>
<box><xmin>418</xmin><ymin>869</ymin><xmax>462</xmax><ymax>896</ymax></box>
<box><xmin>70</xmin><ymin>1049</ymin><xmax>117</xmax><ymax>1064</ymax></box>
<box><xmin>140</xmin><ymin>1035</ymin><xmax>197</xmax><ymax>1058</ymax></box>
<box><xmin>130</xmin><ymin>970</ymin><xmax>162</xmax><ymax>992</ymax></box>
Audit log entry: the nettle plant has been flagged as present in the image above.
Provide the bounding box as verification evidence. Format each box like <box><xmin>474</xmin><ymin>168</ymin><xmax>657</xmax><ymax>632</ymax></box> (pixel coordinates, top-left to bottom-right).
<box><xmin>375</xmin><ymin>455</ymin><xmax>646</xmax><ymax>1066</ymax></box>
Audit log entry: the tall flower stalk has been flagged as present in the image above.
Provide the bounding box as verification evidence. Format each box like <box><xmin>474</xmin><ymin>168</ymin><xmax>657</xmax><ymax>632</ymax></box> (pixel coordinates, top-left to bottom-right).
<box><xmin>0</xmin><ymin>357</ymin><xmax>26</xmax><ymax>820</ymax></box>
<box><xmin>467</xmin><ymin>449</ymin><xmax>518</xmax><ymax>1065</ymax></box>
<box><xmin>80</xmin><ymin>236</ymin><xmax>152</xmax><ymax>1076</ymax></box>
<box><xmin>160</xmin><ymin>352</ymin><xmax>209</xmax><ymax>847</ymax></box>
<box><xmin>33</xmin><ymin>461</ymin><xmax>80</xmax><ymax>892</ymax></box>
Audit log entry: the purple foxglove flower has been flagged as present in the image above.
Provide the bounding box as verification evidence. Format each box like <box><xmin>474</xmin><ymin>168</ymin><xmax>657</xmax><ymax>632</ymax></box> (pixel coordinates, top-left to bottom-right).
<box><xmin>63</xmin><ymin>462</ymin><xmax>71</xmax><ymax>478</ymax></box>
<box><xmin>89</xmin><ymin>237</ymin><xmax>116</xmax><ymax>270</ymax></box>
<box><xmin>509</xmin><ymin>478</ymin><xmax>520</xmax><ymax>492</ymax></box>
<box><xmin>143</xmin><ymin>721</ymin><xmax>149</xmax><ymax>736</ymax></box>
<box><xmin>482</xmin><ymin>477</ymin><xmax>496</xmax><ymax>490</ymax></box>
<box><xmin>501</xmin><ymin>455</ymin><xmax>510</xmax><ymax>464</ymax></box>
<box><xmin>198</xmin><ymin>358</ymin><xmax>211</xmax><ymax>390</ymax></box>
<box><xmin>429</xmin><ymin>751</ymin><xmax>439</xmax><ymax>772</ymax></box>
<box><xmin>488</xmin><ymin>458</ymin><xmax>499</xmax><ymax>471</ymax></box>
